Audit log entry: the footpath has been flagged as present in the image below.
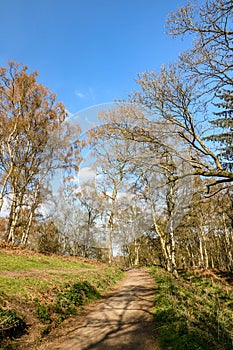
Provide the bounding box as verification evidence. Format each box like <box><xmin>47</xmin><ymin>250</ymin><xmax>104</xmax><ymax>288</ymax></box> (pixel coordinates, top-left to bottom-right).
<box><xmin>39</xmin><ymin>268</ymin><xmax>158</xmax><ymax>350</ymax></box>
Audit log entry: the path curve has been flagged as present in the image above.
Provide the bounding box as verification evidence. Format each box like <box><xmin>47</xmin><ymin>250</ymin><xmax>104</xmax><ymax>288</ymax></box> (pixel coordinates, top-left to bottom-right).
<box><xmin>39</xmin><ymin>268</ymin><xmax>158</xmax><ymax>350</ymax></box>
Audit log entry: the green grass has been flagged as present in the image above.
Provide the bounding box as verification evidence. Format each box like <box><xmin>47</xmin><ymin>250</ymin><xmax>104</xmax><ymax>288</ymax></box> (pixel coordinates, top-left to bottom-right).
<box><xmin>0</xmin><ymin>276</ymin><xmax>51</xmax><ymax>299</ymax></box>
<box><xmin>0</xmin><ymin>249</ymin><xmax>124</xmax><ymax>348</ymax></box>
<box><xmin>0</xmin><ymin>251</ymin><xmax>93</xmax><ymax>271</ymax></box>
<box><xmin>151</xmin><ymin>267</ymin><xmax>233</xmax><ymax>350</ymax></box>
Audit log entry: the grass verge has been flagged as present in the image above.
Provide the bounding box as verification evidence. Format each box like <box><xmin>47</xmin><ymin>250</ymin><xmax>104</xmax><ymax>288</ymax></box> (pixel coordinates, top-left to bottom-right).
<box><xmin>0</xmin><ymin>248</ymin><xmax>123</xmax><ymax>349</ymax></box>
<box><xmin>151</xmin><ymin>267</ymin><xmax>233</xmax><ymax>350</ymax></box>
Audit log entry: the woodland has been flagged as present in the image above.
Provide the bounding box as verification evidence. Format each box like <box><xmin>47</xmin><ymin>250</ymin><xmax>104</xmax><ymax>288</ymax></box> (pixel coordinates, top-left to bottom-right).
<box><xmin>0</xmin><ymin>0</ymin><xmax>232</xmax><ymax>278</ymax></box>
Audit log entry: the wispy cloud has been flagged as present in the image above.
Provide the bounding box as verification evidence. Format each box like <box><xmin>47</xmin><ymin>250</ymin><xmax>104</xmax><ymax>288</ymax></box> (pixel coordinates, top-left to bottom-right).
<box><xmin>75</xmin><ymin>87</ymin><xmax>96</xmax><ymax>102</ymax></box>
<box><xmin>75</xmin><ymin>90</ymin><xmax>86</xmax><ymax>99</ymax></box>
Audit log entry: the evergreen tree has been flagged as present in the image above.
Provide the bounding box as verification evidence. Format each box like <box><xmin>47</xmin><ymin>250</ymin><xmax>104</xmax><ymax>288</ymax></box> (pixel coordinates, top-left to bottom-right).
<box><xmin>206</xmin><ymin>91</ymin><xmax>233</xmax><ymax>171</ymax></box>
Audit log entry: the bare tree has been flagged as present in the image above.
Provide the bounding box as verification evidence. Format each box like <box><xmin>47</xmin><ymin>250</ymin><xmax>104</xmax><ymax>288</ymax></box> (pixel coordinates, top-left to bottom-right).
<box><xmin>131</xmin><ymin>0</ymin><xmax>233</xmax><ymax>190</ymax></box>
<box><xmin>96</xmin><ymin>104</ymin><xmax>193</xmax><ymax>276</ymax></box>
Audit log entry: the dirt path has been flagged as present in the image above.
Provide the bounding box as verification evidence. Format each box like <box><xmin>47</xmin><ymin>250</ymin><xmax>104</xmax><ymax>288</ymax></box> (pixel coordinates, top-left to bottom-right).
<box><xmin>39</xmin><ymin>268</ymin><xmax>158</xmax><ymax>350</ymax></box>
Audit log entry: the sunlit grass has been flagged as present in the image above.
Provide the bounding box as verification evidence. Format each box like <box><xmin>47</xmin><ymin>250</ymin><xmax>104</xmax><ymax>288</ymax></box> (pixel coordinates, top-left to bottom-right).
<box><xmin>0</xmin><ymin>276</ymin><xmax>53</xmax><ymax>300</ymax></box>
<box><xmin>0</xmin><ymin>251</ymin><xmax>93</xmax><ymax>271</ymax></box>
<box><xmin>0</xmin><ymin>249</ymin><xmax>124</xmax><ymax>348</ymax></box>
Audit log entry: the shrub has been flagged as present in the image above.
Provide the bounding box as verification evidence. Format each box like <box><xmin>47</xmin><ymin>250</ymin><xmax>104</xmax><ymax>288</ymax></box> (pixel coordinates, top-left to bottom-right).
<box><xmin>0</xmin><ymin>308</ymin><xmax>26</xmax><ymax>340</ymax></box>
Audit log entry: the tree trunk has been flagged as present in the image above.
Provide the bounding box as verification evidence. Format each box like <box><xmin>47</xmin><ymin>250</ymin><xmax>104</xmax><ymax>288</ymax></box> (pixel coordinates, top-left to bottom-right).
<box><xmin>165</xmin><ymin>179</ymin><xmax>178</xmax><ymax>278</ymax></box>
<box><xmin>7</xmin><ymin>194</ymin><xmax>19</xmax><ymax>244</ymax></box>
<box><xmin>198</xmin><ymin>226</ymin><xmax>209</xmax><ymax>269</ymax></box>
<box><xmin>107</xmin><ymin>212</ymin><xmax>114</xmax><ymax>265</ymax></box>
<box><xmin>166</xmin><ymin>218</ymin><xmax>178</xmax><ymax>278</ymax></box>
<box><xmin>223</xmin><ymin>214</ymin><xmax>233</xmax><ymax>268</ymax></box>
<box><xmin>0</xmin><ymin>171</ymin><xmax>12</xmax><ymax>213</ymax></box>
<box><xmin>7</xmin><ymin>187</ymin><xmax>24</xmax><ymax>244</ymax></box>
<box><xmin>150</xmin><ymin>194</ymin><xmax>170</xmax><ymax>270</ymax></box>
<box><xmin>21</xmin><ymin>182</ymin><xmax>40</xmax><ymax>246</ymax></box>
<box><xmin>134</xmin><ymin>239</ymin><xmax>140</xmax><ymax>266</ymax></box>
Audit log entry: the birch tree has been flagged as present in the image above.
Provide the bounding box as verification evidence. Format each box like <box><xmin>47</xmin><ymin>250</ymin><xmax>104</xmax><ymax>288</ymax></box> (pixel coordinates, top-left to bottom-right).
<box><xmin>0</xmin><ymin>62</ymin><xmax>81</xmax><ymax>245</ymax></box>
<box><xmin>89</xmin><ymin>121</ymin><xmax>139</xmax><ymax>264</ymax></box>
<box><xmin>97</xmin><ymin>104</ymin><xmax>193</xmax><ymax>276</ymax></box>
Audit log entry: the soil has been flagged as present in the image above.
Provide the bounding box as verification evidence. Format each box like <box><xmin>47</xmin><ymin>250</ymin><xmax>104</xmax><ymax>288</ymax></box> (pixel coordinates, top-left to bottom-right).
<box><xmin>37</xmin><ymin>268</ymin><xmax>159</xmax><ymax>350</ymax></box>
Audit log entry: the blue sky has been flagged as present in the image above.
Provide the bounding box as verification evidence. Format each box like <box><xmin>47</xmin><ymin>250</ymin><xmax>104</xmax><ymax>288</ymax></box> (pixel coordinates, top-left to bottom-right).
<box><xmin>0</xmin><ymin>0</ymin><xmax>191</xmax><ymax>119</ymax></box>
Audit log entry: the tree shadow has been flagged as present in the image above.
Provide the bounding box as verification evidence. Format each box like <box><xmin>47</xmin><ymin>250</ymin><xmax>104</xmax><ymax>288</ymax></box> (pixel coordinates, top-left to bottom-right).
<box><xmin>54</xmin><ymin>275</ymin><xmax>158</xmax><ymax>350</ymax></box>
<box><xmin>83</xmin><ymin>286</ymin><xmax>156</xmax><ymax>350</ymax></box>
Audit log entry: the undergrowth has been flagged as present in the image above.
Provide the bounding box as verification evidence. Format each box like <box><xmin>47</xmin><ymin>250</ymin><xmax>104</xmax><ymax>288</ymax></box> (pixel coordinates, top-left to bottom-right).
<box><xmin>0</xmin><ymin>307</ymin><xmax>26</xmax><ymax>350</ymax></box>
<box><xmin>34</xmin><ymin>280</ymin><xmax>101</xmax><ymax>333</ymax></box>
<box><xmin>151</xmin><ymin>267</ymin><xmax>233</xmax><ymax>350</ymax></box>
<box><xmin>0</xmin><ymin>308</ymin><xmax>26</xmax><ymax>339</ymax></box>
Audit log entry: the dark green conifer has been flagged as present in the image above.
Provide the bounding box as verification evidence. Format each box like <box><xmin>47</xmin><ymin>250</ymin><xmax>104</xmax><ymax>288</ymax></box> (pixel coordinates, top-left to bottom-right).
<box><xmin>206</xmin><ymin>90</ymin><xmax>233</xmax><ymax>171</ymax></box>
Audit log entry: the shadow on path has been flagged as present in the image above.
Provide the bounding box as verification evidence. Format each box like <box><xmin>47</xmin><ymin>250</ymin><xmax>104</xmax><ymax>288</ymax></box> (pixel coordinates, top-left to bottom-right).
<box><xmin>42</xmin><ymin>269</ymin><xmax>158</xmax><ymax>350</ymax></box>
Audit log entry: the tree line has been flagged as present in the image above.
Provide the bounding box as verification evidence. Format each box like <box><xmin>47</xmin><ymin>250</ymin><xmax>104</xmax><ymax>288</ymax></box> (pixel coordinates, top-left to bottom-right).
<box><xmin>0</xmin><ymin>0</ymin><xmax>232</xmax><ymax>276</ymax></box>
